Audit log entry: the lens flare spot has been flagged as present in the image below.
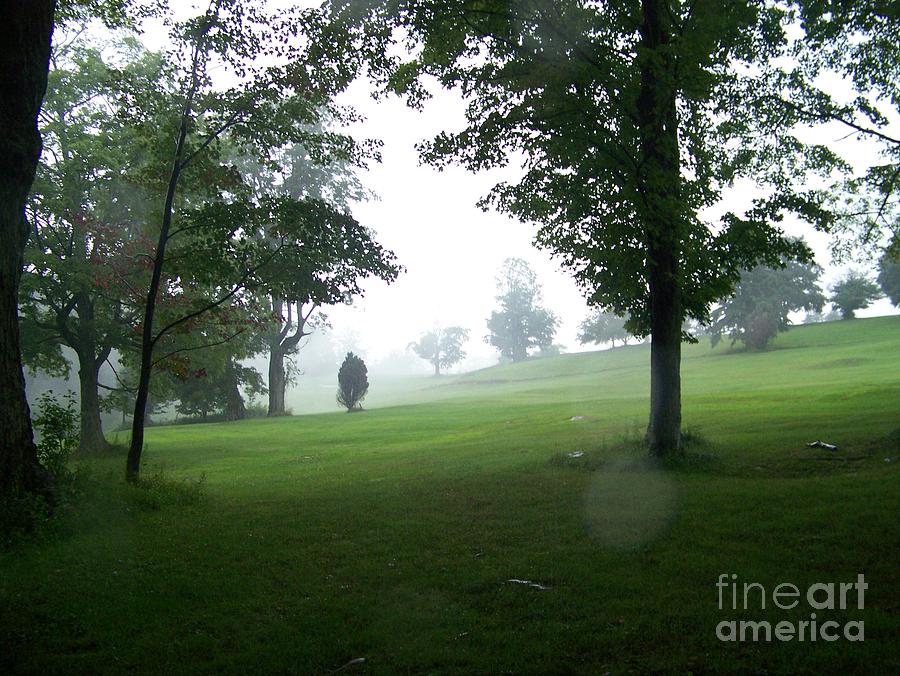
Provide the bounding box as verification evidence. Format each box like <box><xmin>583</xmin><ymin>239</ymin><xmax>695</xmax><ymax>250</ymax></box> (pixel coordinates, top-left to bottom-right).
<box><xmin>582</xmin><ymin>461</ymin><xmax>678</xmax><ymax>548</ymax></box>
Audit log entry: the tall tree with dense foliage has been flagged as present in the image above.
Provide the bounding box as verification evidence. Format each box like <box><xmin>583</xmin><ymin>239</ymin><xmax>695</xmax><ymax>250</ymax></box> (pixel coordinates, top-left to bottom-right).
<box><xmin>409</xmin><ymin>326</ymin><xmax>469</xmax><ymax>375</ymax></box>
<box><xmin>709</xmin><ymin>261</ymin><xmax>825</xmax><ymax>350</ymax></box>
<box><xmin>318</xmin><ymin>0</ymin><xmax>836</xmax><ymax>455</ymax></box>
<box><xmin>20</xmin><ymin>37</ymin><xmax>155</xmax><ymax>452</ymax></box>
<box><xmin>829</xmin><ymin>272</ymin><xmax>882</xmax><ymax>320</ymax></box>
<box><xmin>247</xmin><ymin>143</ymin><xmax>401</xmax><ymax>417</ymax></box>
<box><xmin>1</xmin><ymin>0</ymin><xmax>157</xmax><ymax>495</ymax></box>
<box><xmin>789</xmin><ymin>1</ymin><xmax>900</xmax><ymax>260</ymax></box>
<box><xmin>578</xmin><ymin>311</ymin><xmax>631</xmax><ymax>349</ymax></box>
<box><xmin>120</xmin><ymin>0</ymin><xmax>396</xmax><ymax>481</ymax></box>
<box><xmin>486</xmin><ymin>258</ymin><xmax>557</xmax><ymax>363</ymax></box>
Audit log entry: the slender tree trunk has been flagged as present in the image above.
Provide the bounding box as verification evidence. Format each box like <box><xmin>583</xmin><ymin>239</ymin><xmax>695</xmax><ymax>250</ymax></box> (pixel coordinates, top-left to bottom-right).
<box><xmin>267</xmin><ymin>344</ymin><xmax>286</xmax><ymax>416</ymax></box>
<box><xmin>0</xmin><ymin>2</ymin><xmax>55</xmax><ymax>498</ymax></box>
<box><xmin>433</xmin><ymin>358</ymin><xmax>440</xmax><ymax>376</ymax></box>
<box><xmin>125</xmin><ymin>164</ymin><xmax>175</xmax><ymax>475</ymax></box>
<box><xmin>638</xmin><ymin>0</ymin><xmax>683</xmax><ymax>457</ymax></box>
<box><xmin>126</xmin><ymin>49</ymin><xmax>202</xmax><ymax>481</ymax></box>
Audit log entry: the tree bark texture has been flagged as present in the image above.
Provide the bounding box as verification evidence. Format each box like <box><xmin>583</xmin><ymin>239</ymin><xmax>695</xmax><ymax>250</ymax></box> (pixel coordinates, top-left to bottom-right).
<box><xmin>638</xmin><ymin>0</ymin><xmax>683</xmax><ymax>457</ymax></box>
<box><xmin>266</xmin><ymin>298</ymin><xmax>310</xmax><ymax>417</ymax></box>
<box><xmin>267</xmin><ymin>344</ymin><xmax>286</xmax><ymax>416</ymax></box>
<box><xmin>76</xmin><ymin>350</ymin><xmax>111</xmax><ymax>452</ymax></box>
<box><xmin>0</xmin><ymin>1</ymin><xmax>55</xmax><ymax>497</ymax></box>
<box><xmin>224</xmin><ymin>357</ymin><xmax>246</xmax><ymax>421</ymax></box>
<box><xmin>70</xmin><ymin>294</ymin><xmax>112</xmax><ymax>452</ymax></box>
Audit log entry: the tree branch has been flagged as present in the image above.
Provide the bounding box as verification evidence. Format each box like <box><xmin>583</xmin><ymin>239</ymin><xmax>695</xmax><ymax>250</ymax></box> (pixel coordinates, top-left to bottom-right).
<box><xmin>151</xmin><ymin>327</ymin><xmax>248</xmax><ymax>367</ymax></box>
<box><xmin>178</xmin><ymin>107</ymin><xmax>247</xmax><ymax>171</ymax></box>
<box><xmin>150</xmin><ymin>240</ymin><xmax>284</xmax><ymax>348</ymax></box>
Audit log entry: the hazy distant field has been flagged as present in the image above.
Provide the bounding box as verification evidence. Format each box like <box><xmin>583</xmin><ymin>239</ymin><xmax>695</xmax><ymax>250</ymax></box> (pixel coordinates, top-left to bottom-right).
<box><xmin>2</xmin><ymin>317</ymin><xmax>898</xmax><ymax>674</ymax></box>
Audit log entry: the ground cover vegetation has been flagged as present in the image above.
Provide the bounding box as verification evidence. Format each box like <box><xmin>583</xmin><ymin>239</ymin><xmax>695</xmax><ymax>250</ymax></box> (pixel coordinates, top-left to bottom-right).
<box><xmin>1</xmin><ymin>317</ymin><xmax>898</xmax><ymax>673</ymax></box>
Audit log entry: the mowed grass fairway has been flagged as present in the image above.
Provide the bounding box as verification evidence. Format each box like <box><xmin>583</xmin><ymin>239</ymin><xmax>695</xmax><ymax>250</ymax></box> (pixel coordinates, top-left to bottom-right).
<box><xmin>2</xmin><ymin>317</ymin><xmax>899</xmax><ymax>674</ymax></box>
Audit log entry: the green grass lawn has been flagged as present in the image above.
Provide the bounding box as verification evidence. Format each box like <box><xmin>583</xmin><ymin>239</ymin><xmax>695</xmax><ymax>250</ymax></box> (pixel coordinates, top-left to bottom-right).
<box><xmin>2</xmin><ymin>317</ymin><xmax>899</xmax><ymax>674</ymax></box>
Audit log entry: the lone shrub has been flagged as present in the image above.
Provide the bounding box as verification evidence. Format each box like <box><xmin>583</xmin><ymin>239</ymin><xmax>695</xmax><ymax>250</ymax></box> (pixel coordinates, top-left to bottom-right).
<box><xmin>337</xmin><ymin>352</ymin><xmax>369</xmax><ymax>411</ymax></box>
<box><xmin>34</xmin><ymin>391</ymin><xmax>80</xmax><ymax>479</ymax></box>
<box><xmin>2</xmin><ymin>392</ymin><xmax>79</xmax><ymax>541</ymax></box>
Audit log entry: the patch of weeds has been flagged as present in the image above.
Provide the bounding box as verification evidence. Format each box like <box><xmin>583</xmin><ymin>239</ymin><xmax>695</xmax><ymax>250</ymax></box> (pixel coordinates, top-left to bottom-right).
<box><xmin>244</xmin><ymin>403</ymin><xmax>268</xmax><ymax>418</ymax></box>
<box><xmin>124</xmin><ymin>468</ymin><xmax>205</xmax><ymax>511</ymax></box>
<box><xmin>655</xmin><ymin>429</ymin><xmax>720</xmax><ymax>471</ymax></box>
<box><xmin>0</xmin><ymin>465</ymin><xmax>93</xmax><ymax>548</ymax></box>
<box><xmin>76</xmin><ymin>442</ymin><xmax>129</xmax><ymax>460</ymax></box>
<box><xmin>550</xmin><ymin>428</ymin><xmax>720</xmax><ymax>473</ymax></box>
<box><xmin>266</xmin><ymin>408</ymin><xmax>293</xmax><ymax>417</ymax></box>
<box><xmin>1</xmin><ymin>393</ymin><xmax>88</xmax><ymax>545</ymax></box>
<box><xmin>0</xmin><ymin>490</ymin><xmax>51</xmax><ymax>547</ymax></box>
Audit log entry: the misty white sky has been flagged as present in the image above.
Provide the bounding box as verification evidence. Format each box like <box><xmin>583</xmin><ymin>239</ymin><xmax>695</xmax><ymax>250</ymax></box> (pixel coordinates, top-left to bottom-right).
<box><xmin>325</xmin><ymin>78</ymin><xmax>896</xmax><ymax>366</ymax></box>
<box><xmin>330</xmin><ymin>78</ymin><xmax>590</xmax><ymax>367</ymax></box>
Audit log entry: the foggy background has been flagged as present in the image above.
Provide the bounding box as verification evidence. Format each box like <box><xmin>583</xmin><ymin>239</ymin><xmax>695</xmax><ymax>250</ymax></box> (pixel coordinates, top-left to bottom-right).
<box><xmin>23</xmin><ymin>10</ymin><xmax>899</xmax><ymax>424</ymax></box>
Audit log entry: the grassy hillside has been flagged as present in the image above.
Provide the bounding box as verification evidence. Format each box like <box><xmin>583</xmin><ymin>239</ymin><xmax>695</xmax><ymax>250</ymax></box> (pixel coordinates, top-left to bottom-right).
<box><xmin>2</xmin><ymin>317</ymin><xmax>898</xmax><ymax>674</ymax></box>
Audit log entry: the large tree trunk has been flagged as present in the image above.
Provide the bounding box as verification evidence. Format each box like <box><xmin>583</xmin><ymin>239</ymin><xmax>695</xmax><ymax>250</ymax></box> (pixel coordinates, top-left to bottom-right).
<box><xmin>646</xmin><ymin>243</ymin><xmax>682</xmax><ymax>455</ymax></box>
<box><xmin>72</xmin><ymin>294</ymin><xmax>112</xmax><ymax>453</ymax></box>
<box><xmin>223</xmin><ymin>357</ymin><xmax>246</xmax><ymax>421</ymax></box>
<box><xmin>432</xmin><ymin>359</ymin><xmax>440</xmax><ymax>376</ymax></box>
<box><xmin>0</xmin><ymin>2</ymin><xmax>55</xmax><ymax>498</ymax></box>
<box><xmin>266</xmin><ymin>298</ymin><xmax>310</xmax><ymax>416</ymax></box>
<box><xmin>76</xmin><ymin>351</ymin><xmax>111</xmax><ymax>453</ymax></box>
<box><xmin>267</xmin><ymin>344</ymin><xmax>286</xmax><ymax>416</ymax></box>
<box><xmin>638</xmin><ymin>0</ymin><xmax>683</xmax><ymax>457</ymax></box>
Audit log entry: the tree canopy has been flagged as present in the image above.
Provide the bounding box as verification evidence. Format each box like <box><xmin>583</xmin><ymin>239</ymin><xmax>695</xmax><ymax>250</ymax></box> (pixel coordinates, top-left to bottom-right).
<box><xmin>318</xmin><ymin>0</ymin><xmax>839</xmax><ymax>454</ymax></box>
<box><xmin>409</xmin><ymin>326</ymin><xmax>469</xmax><ymax>375</ymax></box>
<box><xmin>709</xmin><ymin>260</ymin><xmax>825</xmax><ymax>350</ymax></box>
<box><xmin>789</xmin><ymin>0</ymin><xmax>900</xmax><ymax>260</ymax></box>
<box><xmin>486</xmin><ymin>258</ymin><xmax>557</xmax><ymax>363</ymax></box>
<box><xmin>578</xmin><ymin>311</ymin><xmax>632</xmax><ymax>349</ymax></box>
<box><xmin>21</xmin><ymin>35</ymin><xmax>161</xmax><ymax>451</ymax></box>
<box><xmin>829</xmin><ymin>271</ymin><xmax>882</xmax><ymax>319</ymax></box>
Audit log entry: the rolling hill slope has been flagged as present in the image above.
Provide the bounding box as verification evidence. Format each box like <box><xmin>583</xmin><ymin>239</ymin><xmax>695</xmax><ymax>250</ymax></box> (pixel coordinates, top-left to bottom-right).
<box><xmin>2</xmin><ymin>316</ymin><xmax>898</xmax><ymax>674</ymax></box>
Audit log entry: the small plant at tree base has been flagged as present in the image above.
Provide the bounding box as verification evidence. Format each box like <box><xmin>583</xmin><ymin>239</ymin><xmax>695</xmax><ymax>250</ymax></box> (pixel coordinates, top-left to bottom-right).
<box><xmin>337</xmin><ymin>352</ymin><xmax>369</xmax><ymax>411</ymax></box>
<box><xmin>33</xmin><ymin>391</ymin><xmax>80</xmax><ymax>479</ymax></box>
<box><xmin>126</xmin><ymin>468</ymin><xmax>206</xmax><ymax>512</ymax></box>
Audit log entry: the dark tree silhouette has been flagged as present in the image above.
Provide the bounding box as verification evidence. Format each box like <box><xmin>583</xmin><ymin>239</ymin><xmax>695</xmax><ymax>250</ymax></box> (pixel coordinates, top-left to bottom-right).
<box><xmin>336</xmin><ymin>352</ymin><xmax>368</xmax><ymax>411</ymax></box>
